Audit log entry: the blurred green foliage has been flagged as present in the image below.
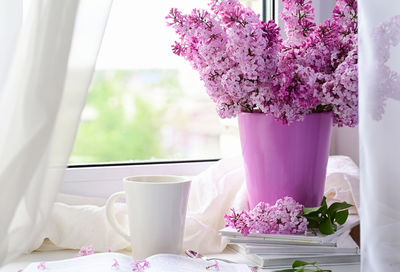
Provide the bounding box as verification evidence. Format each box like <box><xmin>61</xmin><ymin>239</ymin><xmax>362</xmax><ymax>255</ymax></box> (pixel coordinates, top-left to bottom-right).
<box><xmin>70</xmin><ymin>70</ymin><xmax>180</xmax><ymax>164</ymax></box>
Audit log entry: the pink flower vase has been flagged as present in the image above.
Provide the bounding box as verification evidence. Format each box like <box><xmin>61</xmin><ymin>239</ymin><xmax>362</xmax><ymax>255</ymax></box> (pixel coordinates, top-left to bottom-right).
<box><xmin>238</xmin><ymin>112</ymin><xmax>332</xmax><ymax>208</ymax></box>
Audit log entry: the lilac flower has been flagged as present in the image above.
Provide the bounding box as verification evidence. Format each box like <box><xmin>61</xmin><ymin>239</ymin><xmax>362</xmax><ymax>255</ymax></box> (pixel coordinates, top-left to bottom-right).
<box><xmin>224</xmin><ymin>208</ymin><xmax>251</xmax><ymax>236</ymax></box>
<box><xmin>167</xmin><ymin>0</ymin><xmax>358</xmax><ymax>126</ymax></box>
<box><xmin>332</xmin><ymin>0</ymin><xmax>357</xmax><ymax>35</ymax></box>
<box><xmin>224</xmin><ymin>197</ymin><xmax>308</xmax><ymax>235</ymax></box>
<box><xmin>281</xmin><ymin>0</ymin><xmax>316</xmax><ymax>45</ymax></box>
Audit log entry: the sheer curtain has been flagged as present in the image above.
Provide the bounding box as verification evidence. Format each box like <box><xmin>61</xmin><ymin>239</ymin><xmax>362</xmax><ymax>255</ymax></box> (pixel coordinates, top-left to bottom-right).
<box><xmin>0</xmin><ymin>0</ymin><xmax>112</xmax><ymax>264</ymax></box>
<box><xmin>359</xmin><ymin>1</ymin><xmax>400</xmax><ymax>271</ymax></box>
<box><xmin>0</xmin><ymin>1</ymin><xmax>21</xmax><ymax>93</ymax></box>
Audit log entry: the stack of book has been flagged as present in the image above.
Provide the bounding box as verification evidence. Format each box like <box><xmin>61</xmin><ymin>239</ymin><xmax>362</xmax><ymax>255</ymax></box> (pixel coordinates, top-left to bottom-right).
<box><xmin>219</xmin><ymin>219</ymin><xmax>360</xmax><ymax>268</ymax></box>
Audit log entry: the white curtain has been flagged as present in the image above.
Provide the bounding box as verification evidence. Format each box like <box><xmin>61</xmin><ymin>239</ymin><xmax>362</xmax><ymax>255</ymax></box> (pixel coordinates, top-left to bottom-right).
<box><xmin>0</xmin><ymin>0</ymin><xmax>112</xmax><ymax>264</ymax></box>
<box><xmin>359</xmin><ymin>1</ymin><xmax>400</xmax><ymax>271</ymax></box>
<box><xmin>0</xmin><ymin>1</ymin><xmax>21</xmax><ymax>93</ymax></box>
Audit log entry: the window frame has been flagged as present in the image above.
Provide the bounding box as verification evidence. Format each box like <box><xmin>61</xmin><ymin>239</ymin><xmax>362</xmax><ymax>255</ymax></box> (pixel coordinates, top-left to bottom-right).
<box><xmin>63</xmin><ymin>0</ymin><xmax>275</xmax><ymax>197</ymax></box>
<box><xmin>63</xmin><ymin>160</ymin><xmax>218</xmax><ymax>198</ymax></box>
<box><xmin>263</xmin><ymin>0</ymin><xmax>275</xmax><ymax>22</ymax></box>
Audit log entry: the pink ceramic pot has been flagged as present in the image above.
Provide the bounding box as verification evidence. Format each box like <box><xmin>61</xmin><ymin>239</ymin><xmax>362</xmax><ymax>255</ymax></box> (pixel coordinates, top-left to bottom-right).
<box><xmin>238</xmin><ymin>112</ymin><xmax>332</xmax><ymax>208</ymax></box>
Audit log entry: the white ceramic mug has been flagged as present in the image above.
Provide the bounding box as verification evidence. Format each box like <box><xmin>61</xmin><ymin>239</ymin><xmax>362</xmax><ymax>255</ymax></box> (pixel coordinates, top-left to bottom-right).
<box><xmin>106</xmin><ymin>175</ymin><xmax>191</xmax><ymax>259</ymax></box>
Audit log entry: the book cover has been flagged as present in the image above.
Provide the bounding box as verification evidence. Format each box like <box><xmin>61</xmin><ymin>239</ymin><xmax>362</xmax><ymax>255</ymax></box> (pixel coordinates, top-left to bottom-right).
<box><xmin>219</xmin><ymin>217</ymin><xmax>360</xmax><ymax>247</ymax></box>
<box><xmin>229</xmin><ymin>243</ymin><xmax>359</xmax><ymax>255</ymax></box>
<box><xmin>228</xmin><ymin>245</ymin><xmax>360</xmax><ymax>268</ymax></box>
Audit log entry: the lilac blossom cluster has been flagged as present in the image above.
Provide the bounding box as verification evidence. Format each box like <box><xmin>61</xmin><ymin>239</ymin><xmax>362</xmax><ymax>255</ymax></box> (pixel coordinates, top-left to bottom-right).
<box><xmin>167</xmin><ymin>0</ymin><xmax>358</xmax><ymax>126</ymax></box>
<box><xmin>224</xmin><ymin>197</ymin><xmax>308</xmax><ymax>236</ymax></box>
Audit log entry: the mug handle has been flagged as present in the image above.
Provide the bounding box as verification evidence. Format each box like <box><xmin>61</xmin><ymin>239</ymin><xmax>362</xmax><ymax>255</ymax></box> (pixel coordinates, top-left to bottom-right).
<box><xmin>105</xmin><ymin>191</ymin><xmax>130</xmax><ymax>242</ymax></box>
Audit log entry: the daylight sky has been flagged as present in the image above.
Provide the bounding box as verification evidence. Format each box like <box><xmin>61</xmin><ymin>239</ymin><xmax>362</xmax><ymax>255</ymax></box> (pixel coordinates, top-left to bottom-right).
<box><xmin>96</xmin><ymin>0</ymin><xmax>210</xmax><ymax>69</ymax></box>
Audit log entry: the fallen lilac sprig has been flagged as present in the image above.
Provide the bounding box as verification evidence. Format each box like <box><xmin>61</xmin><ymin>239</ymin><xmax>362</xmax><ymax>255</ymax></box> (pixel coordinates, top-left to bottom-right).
<box><xmin>225</xmin><ymin>197</ymin><xmax>308</xmax><ymax>236</ymax></box>
<box><xmin>225</xmin><ymin>196</ymin><xmax>352</xmax><ymax>236</ymax></box>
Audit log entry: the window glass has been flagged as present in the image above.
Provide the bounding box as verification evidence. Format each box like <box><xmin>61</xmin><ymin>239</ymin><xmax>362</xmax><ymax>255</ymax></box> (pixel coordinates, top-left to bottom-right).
<box><xmin>70</xmin><ymin>0</ymin><xmax>263</xmax><ymax>164</ymax></box>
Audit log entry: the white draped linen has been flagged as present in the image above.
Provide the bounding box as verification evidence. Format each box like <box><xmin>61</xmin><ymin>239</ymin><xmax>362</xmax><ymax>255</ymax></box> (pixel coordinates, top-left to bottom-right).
<box><xmin>32</xmin><ymin>156</ymin><xmax>360</xmax><ymax>255</ymax></box>
<box><xmin>0</xmin><ymin>0</ymin><xmax>112</xmax><ymax>264</ymax></box>
<box><xmin>359</xmin><ymin>2</ymin><xmax>400</xmax><ymax>271</ymax></box>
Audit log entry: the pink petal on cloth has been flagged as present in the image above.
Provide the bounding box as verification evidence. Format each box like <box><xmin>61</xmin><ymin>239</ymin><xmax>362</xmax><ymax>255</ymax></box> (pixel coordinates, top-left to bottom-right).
<box><xmin>37</xmin><ymin>261</ymin><xmax>46</xmax><ymax>270</ymax></box>
<box><xmin>111</xmin><ymin>258</ymin><xmax>120</xmax><ymax>270</ymax></box>
<box><xmin>75</xmin><ymin>245</ymin><xmax>95</xmax><ymax>257</ymax></box>
<box><xmin>325</xmin><ymin>156</ymin><xmax>360</xmax><ymax>214</ymax></box>
<box><xmin>131</xmin><ymin>260</ymin><xmax>150</xmax><ymax>271</ymax></box>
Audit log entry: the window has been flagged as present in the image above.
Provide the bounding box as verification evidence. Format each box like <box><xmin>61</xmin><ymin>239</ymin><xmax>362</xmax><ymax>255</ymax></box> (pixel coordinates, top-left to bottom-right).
<box><xmin>69</xmin><ymin>0</ymin><xmax>273</xmax><ymax>165</ymax></box>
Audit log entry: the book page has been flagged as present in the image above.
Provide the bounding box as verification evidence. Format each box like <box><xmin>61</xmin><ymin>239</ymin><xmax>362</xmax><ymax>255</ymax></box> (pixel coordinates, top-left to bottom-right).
<box><xmin>22</xmin><ymin>253</ymin><xmax>251</xmax><ymax>272</ymax></box>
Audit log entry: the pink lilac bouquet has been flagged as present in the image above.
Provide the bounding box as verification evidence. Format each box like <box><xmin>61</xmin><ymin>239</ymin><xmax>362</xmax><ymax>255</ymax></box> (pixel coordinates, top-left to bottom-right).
<box><xmin>166</xmin><ymin>0</ymin><xmax>358</xmax><ymax>126</ymax></box>
<box><xmin>225</xmin><ymin>197</ymin><xmax>308</xmax><ymax>236</ymax></box>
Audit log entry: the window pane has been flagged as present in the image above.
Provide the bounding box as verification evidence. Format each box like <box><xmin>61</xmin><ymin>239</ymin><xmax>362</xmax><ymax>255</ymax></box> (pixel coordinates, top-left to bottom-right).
<box><xmin>70</xmin><ymin>0</ymin><xmax>263</xmax><ymax>164</ymax></box>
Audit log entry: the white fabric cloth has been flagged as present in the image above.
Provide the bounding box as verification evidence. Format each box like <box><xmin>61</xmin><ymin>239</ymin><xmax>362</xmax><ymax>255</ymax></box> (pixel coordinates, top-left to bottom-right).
<box><xmin>324</xmin><ymin>156</ymin><xmax>360</xmax><ymax>215</ymax></box>
<box><xmin>36</xmin><ymin>155</ymin><xmax>360</xmax><ymax>254</ymax></box>
<box><xmin>23</xmin><ymin>253</ymin><xmax>251</xmax><ymax>272</ymax></box>
<box><xmin>359</xmin><ymin>2</ymin><xmax>400</xmax><ymax>271</ymax></box>
<box><xmin>0</xmin><ymin>0</ymin><xmax>112</xmax><ymax>265</ymax></box>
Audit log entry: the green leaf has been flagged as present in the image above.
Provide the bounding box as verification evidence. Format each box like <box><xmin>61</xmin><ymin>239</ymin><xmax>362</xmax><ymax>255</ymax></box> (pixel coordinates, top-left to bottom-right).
<box><xmin>303</xmin><ymin>215</ymin><xmax>321</xmax><ymax>224</ymax></box>
<box><xmin>320</xmin><ymin>196</ymin><xmax>327</xmax><ymax>207</ymax></box>
<box><xmin>272</xmin><ymin>260</ymin><xmax>332</xmax><ymax>272</ymax></box>
<box><xmin>319</xmin><ymin>218</ymin><xmax>335</xmax><ymax>235</ymax></box>
<box><xmin>335</xmin><ymin>209</ymin><xmax>349</xmax><ymax>225</ymax></box>
<box><xmin>320</xmin><ymin>197</ymin><xmax>328</xmax><ymax>214</ymax></box>
<box><xmin>302</xmin><ymin>197</ymin><xmax>353</xmax><ymax>235</ymax></box>
<box><xmin>306</xmin><ymin>222</ymin><xmax>319</xmax><ymax>229</ymax></box>
<box><xmin>302</xmin><ymin>206</ymin><xmax>321</xmax><ymax>216</ymax></box>
<box><xmin>303</xmin><ymin>214</ymin><xmax>321</xmax><ymax>229</ymax></box>
<box><xmin>302</xmin><ymin>213</ymin><xmax>321</xmax><ymax>220</ymax></box>
<box><xmin>292</xmin><ymin>260</ymin><xmax>314</xmax><ymax>268</ymax></box>
<box><xmin>328</xmin><ymin>202</ymin><xmax>352</xmax><ymax>218</ymax></box>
